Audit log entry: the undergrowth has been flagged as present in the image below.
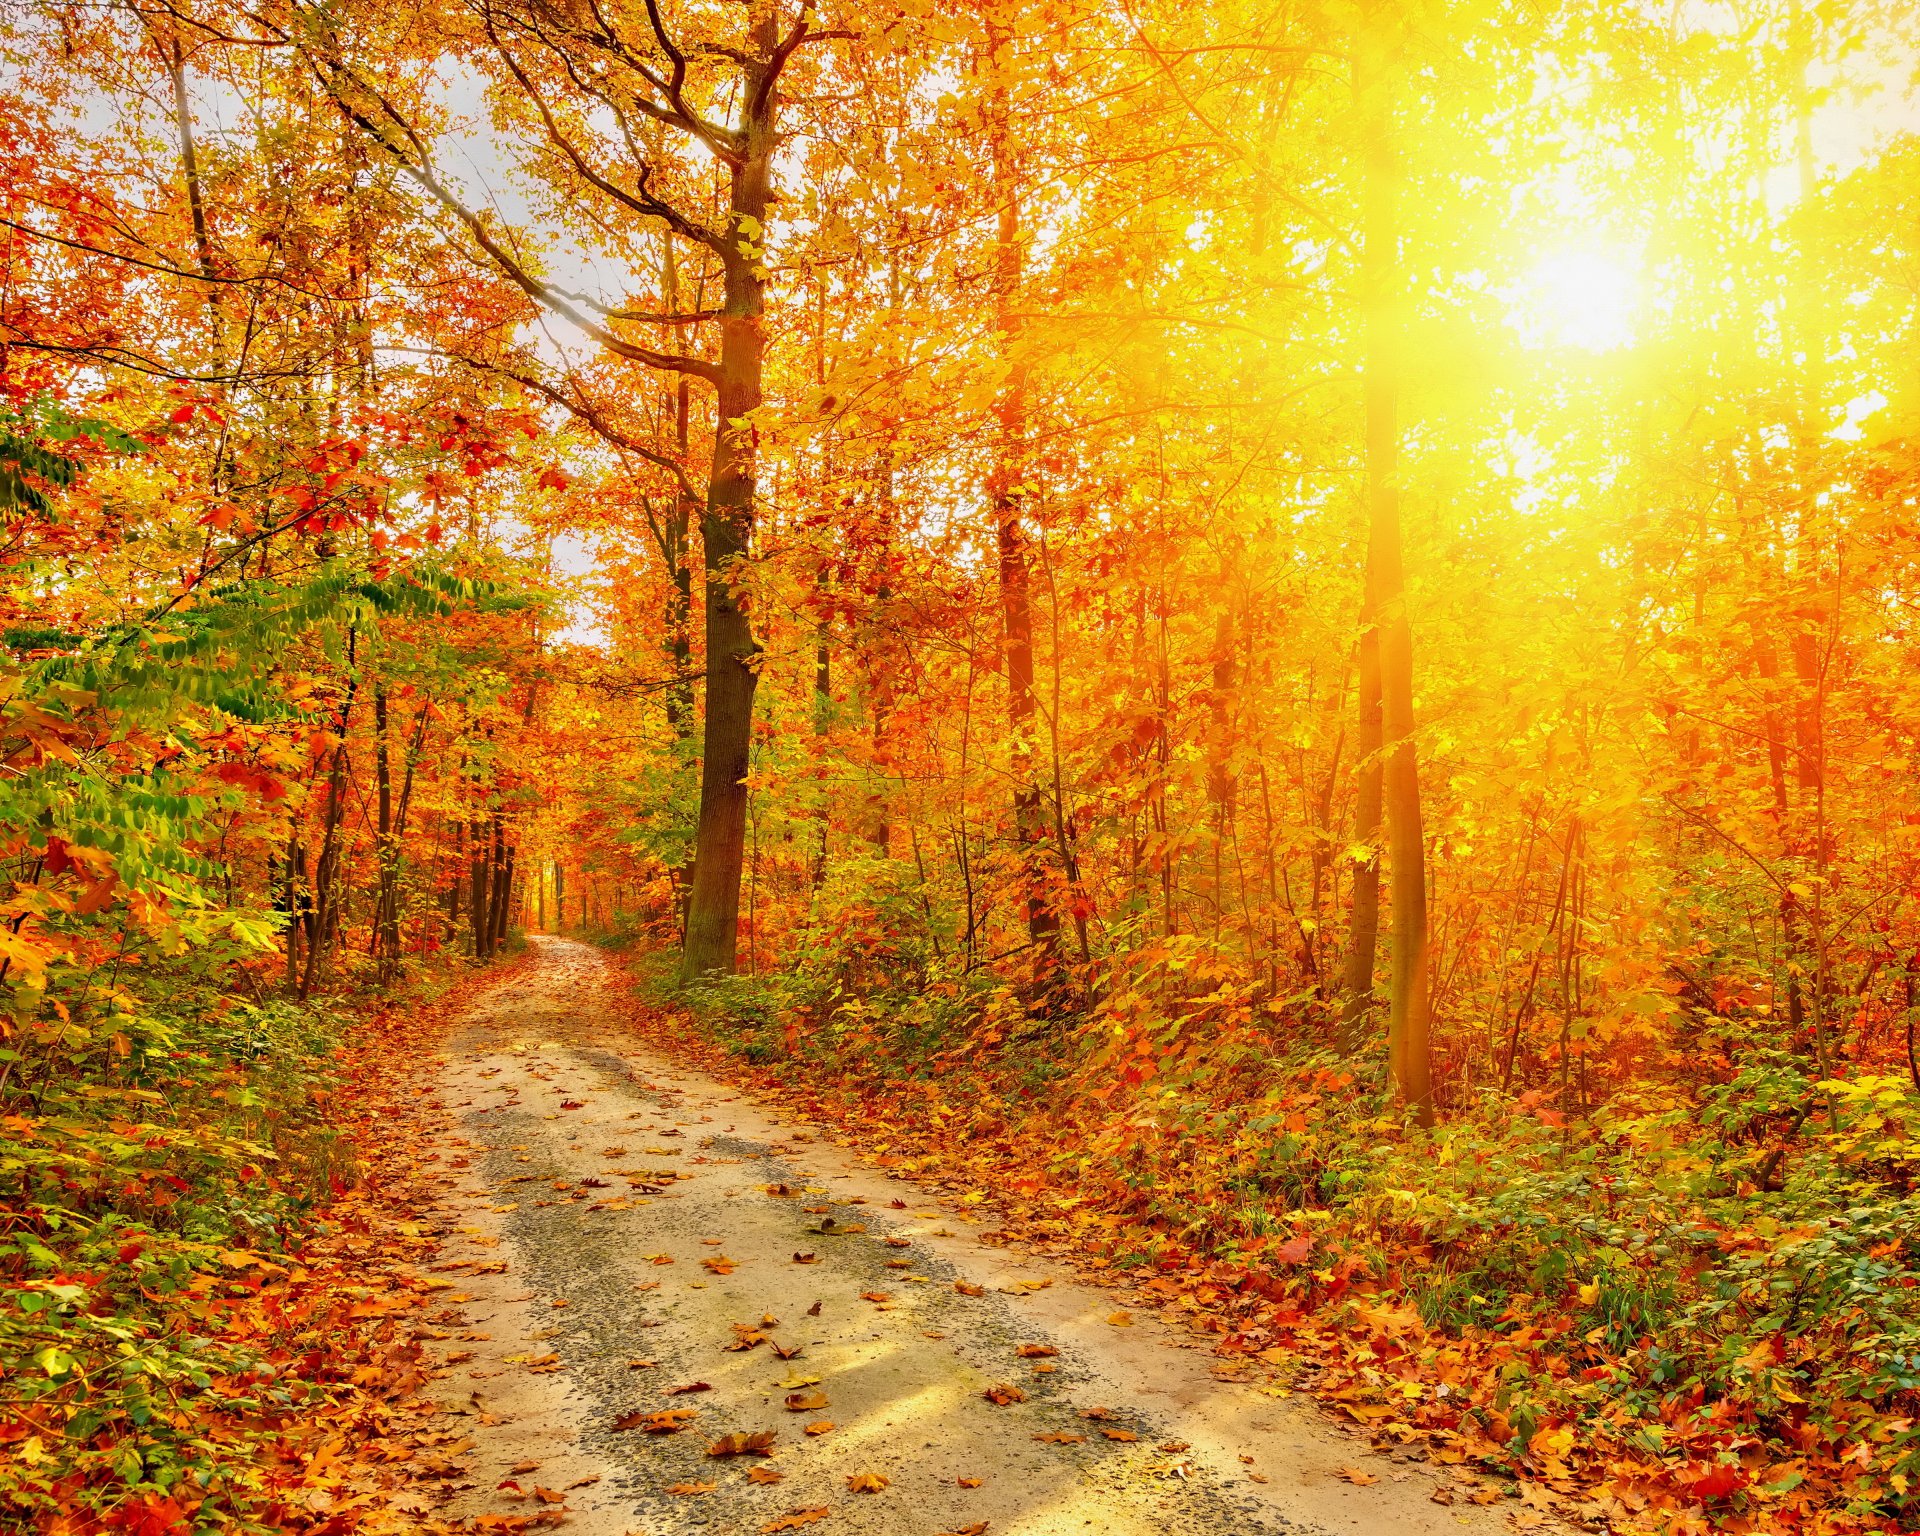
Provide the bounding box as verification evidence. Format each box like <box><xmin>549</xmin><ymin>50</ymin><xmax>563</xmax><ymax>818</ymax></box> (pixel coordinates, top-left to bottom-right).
<box><xmin>0</xmin><ymin>934</ymin><xmax>482</xmax><ymax>1533</ymax></box>
<box><xmin>661</xmin><ymin>945</ymin><xmax>1920</xmax><ymax>1529</ymax></box>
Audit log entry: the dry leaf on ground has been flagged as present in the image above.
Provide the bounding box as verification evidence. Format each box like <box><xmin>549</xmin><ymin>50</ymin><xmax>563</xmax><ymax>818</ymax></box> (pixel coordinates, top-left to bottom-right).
<box><xmin>709</xmin><ymin>1431</ymin><xmax>779</xmax><ymax>1457</ymax></box>
<box><xmin>614</xmin><ymin>1408</ymin><xmax>698</xmax><ymax>1434</ymax></box>
<box><xmin>761</xmin><ymin>1510</ymin><xmax>830</xmax><ymax>1533</ymax></box>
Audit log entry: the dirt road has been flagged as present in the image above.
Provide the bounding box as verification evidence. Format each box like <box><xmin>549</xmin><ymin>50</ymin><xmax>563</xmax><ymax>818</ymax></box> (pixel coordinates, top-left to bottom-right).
<box><xmin>403</xmin><ymin>938</ymin><xmax>1519</xmax><ymax>1535</ymax></box>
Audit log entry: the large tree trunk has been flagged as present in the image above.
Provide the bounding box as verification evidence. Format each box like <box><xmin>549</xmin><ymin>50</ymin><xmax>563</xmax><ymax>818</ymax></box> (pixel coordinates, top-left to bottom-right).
<box><xmin>680</xmin><ymin>5</ymin><xmax>779</xmax><ymax>978</ymax></box>
<box><xmin>1359</xmin><ymin>23</ymin><xmax>1434</xmax><ymax>1124</ymax></box>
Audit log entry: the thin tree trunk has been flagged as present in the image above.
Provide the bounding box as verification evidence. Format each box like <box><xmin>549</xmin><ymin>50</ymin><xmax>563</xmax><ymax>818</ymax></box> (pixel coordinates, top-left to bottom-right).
<box><xmin>1339</xmin><ymin>635</ymin><xmax>1383</xmax><ymax>1054</ymax></box>
<box><xmin>1359</xmin><ymin>22</ymin><xmax>1434</xmax><ymax>1122</ymax></box>
<box><xmin>987</xmin><ymin>19</ymin><xmax>1059</xmax><ymax>966</ymax></box>
<box><xmin>470</xmin><ymin>806</ymin><xmax>492</xmax><ymax>959</ymax></box>
<box><xmin>301</xmin><ymin>664</ymin><xmax>358</xmax><ymax>1000</ymax></box>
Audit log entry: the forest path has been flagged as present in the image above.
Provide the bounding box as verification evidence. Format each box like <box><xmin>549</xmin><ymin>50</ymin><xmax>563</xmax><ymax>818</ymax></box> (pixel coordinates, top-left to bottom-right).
<box><xmin>407</xmin><ymin>937</ymin><xmax>1518</xmax><ymax>1536</ymax></box>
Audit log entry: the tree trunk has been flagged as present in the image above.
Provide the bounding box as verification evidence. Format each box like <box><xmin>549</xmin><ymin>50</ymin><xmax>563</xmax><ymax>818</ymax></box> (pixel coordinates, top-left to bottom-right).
<box><xmin>1339</xmin><ymin>633</ymin><xmax>1383</xmax><ymax>1054</ymax></box>
<box><xmin>1359</xmin><ymin>23</ymin><xmax>1435</xmax><ymax>1124</ymax></box>
<box><xmin>300</xmin><ymin>668</ymin><xmax>356</xmax><ymax>1000</ymax></box>
<box><xmin>470</xmin><ymin>807</ymin><xmax>493</xmax><ymax>959</ymax></box>
<box><xmin>987</xmin><ymin>21</ymin><xmax>1059</xmax><ymax>964</ymax></box>
<box><xmin>680</xmin><ymin>4</ymin><xmax>780</xmax><ymax>978</ymax></box>
<box><xmin>491</xmin><ymin>831</ymin><xmax>515</xmax><ymax>953</ymax></box>
<box><xmin>372</xmin><ymin>682</ymin><xmax>397</xmax><ymax>973</ymax></box>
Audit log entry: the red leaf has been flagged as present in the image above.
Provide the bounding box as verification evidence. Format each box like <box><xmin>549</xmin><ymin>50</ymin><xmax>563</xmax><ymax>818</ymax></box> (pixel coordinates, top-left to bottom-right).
<box><xmin>1685</xmin><ymin>1462</ymin><xmax>1748</xmax><ymax>1499</ymax></box>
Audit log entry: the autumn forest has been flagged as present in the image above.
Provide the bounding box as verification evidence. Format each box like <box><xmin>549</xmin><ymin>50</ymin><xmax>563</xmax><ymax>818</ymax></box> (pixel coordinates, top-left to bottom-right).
<box><xmin>5</xmin><ymin>0</ymin><xmax>1920</xmax><ymax>1531</ymax></box>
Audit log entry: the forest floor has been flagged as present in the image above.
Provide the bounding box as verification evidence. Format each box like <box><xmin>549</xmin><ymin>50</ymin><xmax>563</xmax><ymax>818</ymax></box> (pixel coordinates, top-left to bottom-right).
<box><xmin>367</xmin><ymin>936</ymin><xmax>1547</xmax><ymax>1536</ymax></box>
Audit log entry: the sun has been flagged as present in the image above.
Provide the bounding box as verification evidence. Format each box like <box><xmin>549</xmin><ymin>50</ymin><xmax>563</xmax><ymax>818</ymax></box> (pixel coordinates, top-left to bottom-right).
<box><xmin>1507</xmin><ymin>246</ymin><xmax>1640</xmax><ymax>354</ymax></box>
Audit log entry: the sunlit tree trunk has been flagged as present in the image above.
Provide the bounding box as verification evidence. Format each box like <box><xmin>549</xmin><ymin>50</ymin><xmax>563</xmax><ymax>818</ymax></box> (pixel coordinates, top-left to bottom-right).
<box><xmin>986</xmin><ymin>21</ymin><xmax>1059</xmax><ymax>967</ymax></box>
<box><xmin>1358</xmin><ymin>19</ymin><xmax>1434</xmax><ymax>1122</ymax></box>
<box><xmin>1339</xmin><ymin>633</ymin><xmax>1383</xmax><ymax>1054</ymax></box>
<box><xmin>681</xmin><ymin>1</ymin><xmax>781</xmax><ymax>977</ymax></box>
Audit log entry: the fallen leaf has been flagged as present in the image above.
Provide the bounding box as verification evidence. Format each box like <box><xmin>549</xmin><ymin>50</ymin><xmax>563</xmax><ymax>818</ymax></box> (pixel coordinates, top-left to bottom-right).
<box><xmin>746</xmin><ymin>1466</ymin><xmax>784</xmax><ymax>1485</ymax></box>
<box><xmin>804</xmin><ymin>1421</ymin><xmax>835</xmax><ymax>1436</ymax></box>
<box><xmin>785</xmin><ymin>1391</ymin><xmax>829</xmax><ymax>1412</ymax></box>
<box><xmin>792</xmin><ymin>1252</ymin><xmax>817</xmax><ymax>1264</ymax></box>
<box><xmin>938</xmin><ymin>1524</ymin><xmax>990</xmax><ymax>1536</ymax></box>
<box><xmin>615</xmin><ymin>1408</ymin><xmax>699</xmax><ymax>1434</ymax></box>
<box><xmin>564</xmin><ymin>1476</ymin><xmax>601</xmax><ymax>1490</ymax></box>
<box><xmin>954</xmin><ymin>1281</ymin><xmax>985</xmax><ymax>1297</ymax></box>
<box><xmin>667</xmin><ymin>1481</ymin><xmax>717</xmax><ymax>1496</ymax></box>
<box><xmin>1101</xmin><ymin>1429</ymin><xmax>1139</xmax><ymax>1442</ymax></box>
<box><xmin>1081</xmin><ymin>1407</ymin><xmax>1119</xmax><ymax>1422</ymax></box>
<box><xmin>760</xmin><ymin>1512</ymin><xmax>829</xmax><ymax>1533</ymax></box>
<box><xmin>509</xmin><ymin>1461</ymin><xmax>541</xmax><ymax>1475</ymax></box>
<box><xmin>703</xmin><ymin>1256</ymin><xmax>737</xmax><ymax>1274</ymax></box>
<box><xmin>709</xmin><ymin>1431</ymin><xmax>779</xmax><ymax>1457</ymax></box>
<box><xmin>847</xmin><ymin>1471</ymin><xmax>889</xmax><ymax>1493</ymax></box>
<box><xmin>956</xmin><ymin>1476</ymin><xmax>983</xmax><ymax>1488</ymax></box>
<box><xmin>1034</xmin><ymin>1432</ymin><xmax>1085</xmax><ymax>1445</ymax></box>
<box><xmin>983</xmin><ymin>1383</ymin><xmax>1025</xmax><ymax>1406</ymax></box>
<box><xmin>531</xmin><ymin>1486</ymin><xmax>565</xmax><ymax>1505</ymax></box>
<box><xmin>1336</xmin><ymin>1467</ymin><xmax>1378</xmax><ymax>1486</ymax></box>
<box><xmin>1430</xmin><ymin>1486</ymin><xmax>1454</xmax><ymax>1504</ymax></box>
<box><xmin>667</xmin><ymin>1382</ymin><xmax>713</xmax><ymax>1396</ymax></box>
<box><xmin>883</xmin><ymin>1237</ymin><xmax>911</xmax><ymax>1248</ymax></box>
<box><xmin>1015</xmin><ymin>1344</ymin><xmax>1058</xmax><ymax>1359</ymax></box>
<box><xmin>771</xmin><ymin>1339</ymin><xmax>805</xmax><ymax>1360</ymax></box>
<box><xmin>1157</xmin><ymin>1441</ymin><xmax>1190</xmax><ymax>1453</ymax></box>
<box><xmin>1107</xmin><ymin>1311</ymin><xmax>1133</xmax><ymax>1327</ymax></box>
<box><xmin>859</xmin><ymin>1290</ymin><xmax>892</xmax><ymax>1304</ymax></box>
